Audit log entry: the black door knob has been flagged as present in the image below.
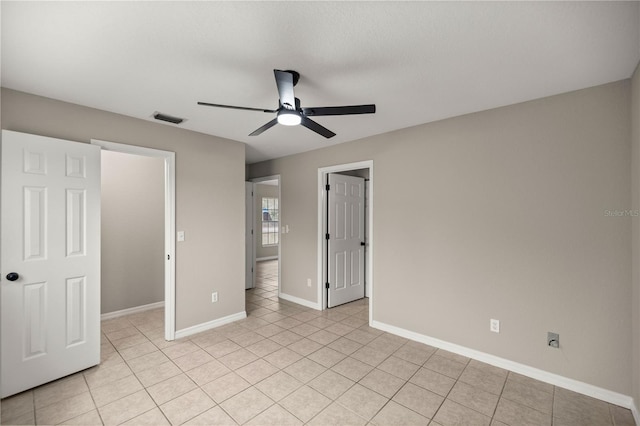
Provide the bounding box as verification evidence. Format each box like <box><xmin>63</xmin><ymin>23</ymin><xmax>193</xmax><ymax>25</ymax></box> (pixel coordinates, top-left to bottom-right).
<box><xmin>360</xmin><ymin>242</ymin><xmax>366</xmax><ymax>246</ymax></box>
<box><xmin>6</xmin><ymin>272</ymin><xmax>19</xmax><ymax>281</ymax></box>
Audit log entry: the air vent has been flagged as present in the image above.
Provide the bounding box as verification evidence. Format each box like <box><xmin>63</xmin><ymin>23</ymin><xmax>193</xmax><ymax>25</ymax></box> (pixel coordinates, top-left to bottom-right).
<box><xmin>153</xmin><ymin>112</ymin><xmax>185</xmax><ymax>125</ymax></box>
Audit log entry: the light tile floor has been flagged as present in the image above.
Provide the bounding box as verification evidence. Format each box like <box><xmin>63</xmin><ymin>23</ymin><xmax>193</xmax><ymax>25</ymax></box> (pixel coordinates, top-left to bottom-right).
<box><xmin>1</xmin><ymin>259</ymin><xmax>636</xmax><ymax>425</ymax></box>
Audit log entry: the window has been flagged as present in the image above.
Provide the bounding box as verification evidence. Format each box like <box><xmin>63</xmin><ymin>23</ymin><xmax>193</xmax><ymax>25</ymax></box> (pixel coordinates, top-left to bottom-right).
<box><xmin>261</xmin><ymin>197</ymin><xmax>279</xmax><ymax>246</ymax></box>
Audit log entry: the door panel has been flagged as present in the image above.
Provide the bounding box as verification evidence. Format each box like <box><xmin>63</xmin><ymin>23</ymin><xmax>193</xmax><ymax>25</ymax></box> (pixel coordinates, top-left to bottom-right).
<box><xmin>1</xmin><ymin>130</ymin><xmax>101</xmax><ymax>398</ymax></box>
<box><xmin>327</xmin><ymin>173</ymin><xmax>365</xmax><ymax>308</ymax></box>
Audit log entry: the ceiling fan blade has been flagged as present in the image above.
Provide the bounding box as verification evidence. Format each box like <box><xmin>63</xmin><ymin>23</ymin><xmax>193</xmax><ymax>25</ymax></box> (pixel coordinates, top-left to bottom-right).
<box><xmin>198</xmin><ymin>102</ymin><xmax>277</xmax><ymax>113</ymax></box>
<box><xmin>274</xmin><ymin>70</ymin><xmax>296</xmax><ymax>110</ymax></box>
<box><xmin>302</xmin><ymin>104</ymin><xmax>376</xmax><ymax>116</ymax></box>
<box><xmin>249</xmin><ymin>118</ymin><xmax>278</xmax><ymax>136</ymax></box>
<box><xmin>301</xmin><ymin>116</ymin><xmax>336</xmax><ymax>138</ymax></box>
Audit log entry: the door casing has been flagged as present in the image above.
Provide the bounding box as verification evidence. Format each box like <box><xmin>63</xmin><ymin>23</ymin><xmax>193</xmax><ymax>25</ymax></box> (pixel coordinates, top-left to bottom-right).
<box><xmin>250</xmin><ymin>175</ymin><xmax>281</xmax><ymax>296</ymax></box>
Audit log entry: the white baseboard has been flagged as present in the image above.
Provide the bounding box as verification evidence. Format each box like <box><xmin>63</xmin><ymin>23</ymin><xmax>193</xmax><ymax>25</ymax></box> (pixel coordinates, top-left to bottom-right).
<box><xmin>256</xmin><ymin>256</ymin><xmax>278</xmax><ymax>261</ymax></box>
<box><xmin>175</xmin><ymin>311</ymin><xmax>247</xmax><ymax>340</ymax></box>
<box><xmin>101</xmin><ymin>301</ymin><xmax>164</xmax><ymax>321</ymax></box>
<box><xmin>372</xmin><ymin>320</ymin><xmax>634</xmax><ymax>410</ymax></box>
<box><xmin>279</xmin><ymin>292</ymin><xmax>321</xmax><ymax>310</ymax></box>
<box><xmin>632</xmin><ymin>401</ymin><xmax>639</xmax><ymax>426</ymax></box>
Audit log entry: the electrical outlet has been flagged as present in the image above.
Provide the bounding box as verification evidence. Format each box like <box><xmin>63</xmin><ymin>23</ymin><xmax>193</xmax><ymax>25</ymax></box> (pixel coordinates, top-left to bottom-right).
<box><xmin>307</xmin><ymin>278</ymin><xmax>312</xmax><ymax>287</ymax></box>
<box><xmin>211</xmin><ymin>292</ymin><xmax>218</xmax><ymax>303</ymax></box>
<box><xmin>490</xmin><ymin>319</ymin><xmax>500</xmax><ymax>333</ymax></box>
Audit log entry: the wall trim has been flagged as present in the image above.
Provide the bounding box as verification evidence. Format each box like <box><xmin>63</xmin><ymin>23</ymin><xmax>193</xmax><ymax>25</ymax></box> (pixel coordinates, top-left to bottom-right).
<box><xmin>175</xmin><ymin>311</ymin><xmax>247</xmax><ymax>340</ymax></box>
<box><xmin>256</xmin><ymin>256</ymin><xmax>278</xmax><ymax>261</ymax></box>
<box><xmin>279</xmin><ymin>292</ymin><xmax>321</xmax><ymax>311</ymax></box>
<box><xmin>101</xmin><ymin>301</ymin><xmax>165</xmax><ymax>321</ymax></box>
<box><xmin>372</xmin><ymin>319</ymin><xmax>634</xmax><ymax>410</ymax></box>
<box><xmin>632</xmin><ymin>401</ymin><xmax>639</xmax><ymax>426</ymax></box>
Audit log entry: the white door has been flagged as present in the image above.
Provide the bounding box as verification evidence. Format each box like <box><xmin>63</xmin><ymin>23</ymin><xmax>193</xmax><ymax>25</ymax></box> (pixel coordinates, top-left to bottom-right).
<box><xmin>327</xmin><ymin>173</ymin><xmax>365</xmax><ymax>308</ymax></box>
<box><xmin>1</xmin><ymin>130</ymin><xmax>101</xmax><ymax>398</ymax></box>
<box><xmin>245</xmin><ymin>182</ymin><xmax>255</xmax><ymax>290</ymax></box>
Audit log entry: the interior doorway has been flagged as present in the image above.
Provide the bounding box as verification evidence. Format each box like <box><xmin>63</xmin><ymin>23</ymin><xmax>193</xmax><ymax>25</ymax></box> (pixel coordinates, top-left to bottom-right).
<box><xmin>91</xmin><ymin>140</ymin><xmax>176</xmax><ymax>341</ymax></box>
<box><xmin>318</xmin><ymin>161</ymin><xmax>373</xmax><ymax>320</ymax></box>
<box><xmin>248</xmin><ymin>175</ymin><xmax>281</xmax><ymax>295</ymax></box>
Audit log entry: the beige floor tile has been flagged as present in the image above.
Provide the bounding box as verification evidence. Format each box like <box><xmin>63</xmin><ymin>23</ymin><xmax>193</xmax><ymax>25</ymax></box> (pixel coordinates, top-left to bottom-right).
<box><xmin>501</xmin><ymin>376</ymin><xmax>552</xmax><ymax>414</ymax></box>
<box><xmin>410</xmin><ymin>367</ymin><xmax>456</xmax><ymax>397</ymax></box>
<box><xmin>186</xmin><ymin>359</ymin><xmax>231</xmax><ymax>386</ymax></box>
<box><xmin>1</xmin><ymin>390</ymin><xmax>34</xmax><ymax>424</ymax></box>
<box><xmin>434</xmin><ymin>349</ymin><xmax>470</xmax><ymax>365</ymax></box>
<box><xmin>204</xmin><ymin>340</ymin><xmax>243</xmax><ymax>358</ymax></box>
<box><xmin>162</xmin><ymin>341</ymin><xmax>200</xmax><ymax>360</ymax></box>
<box><xmin>392</xmin><ymin>382</ymin><xmax>443</xmax><ymax>419</ymax></box>
<box><xmin>378</xmin><ymin>355</ymin><xmax>420</xmax><ymax>380</ymax></box>
<box><xmin>100</xmin><ymin>350</ymin><xmax>126</xmax><ymax>368</ymax></box>
<box><xmin>90</xmin><ymin>374</ymin><xmax>143</xmax><ymax>407</ymax></box>
<box><xmin>610</xmin><ymin>404</ymin><xmax>635</xmax><ymax>426</ymax></box>
<box><xmin>122</xmin><ymin>407</ymin><xmax>170</xmax><ymax>425</ymax></box>
<box><xmin>284</xmin><ymin>358</ymin><xmax>327</xmax><ymax>383</ymax></box>
<box><xmin>270</xmin><ymin>330</ymin><xmax>305</xmax><ymax>346</ymax></box>
<box><xmin>432</xmin><ymin>399</ymin><xmax>491</xmax><ymax>426</ymax></box>
<box><xmin>360</xmin><ymin>368</ymin><xmax>406</xmax><ymax>398</ymax></box>
<box><xmin>331</xmin><ymin>356</ymin><xmax>374</xmax><ymax>382</ymax></box>
<box><xmin>160</xmin><ymin>388</ymin><xmax>215</xmax><ymax>425</ymax></box>
<box><xmin>506</xmin><ymin>372</ymin><xmax>553</xmax><ymax>394</ymax></box>
<box><xmin>34</xmin><ymin>373</ymin><xmax>89</xmax><ymax>409</ymax></box>
<box><xmin>173</xmin><ymin>348</ymin><xmax>215</xmax><ymax>372</ymax></box>
<box><xmin>328</xmin><ymin>336</ymin><xmax>364</xmax><ymax>355</ymax></box>
<box><xmin>146</xmin><ymin>373</ymin><xmax>198</xmax><ymax>405</ymax></box>
<box><xmin>458</xmin><ymin>365</ymin><xmax>506</xmax><ymax>395</ymax></box>
<box><xmin>220</xmin><ymin>387</ymin><xmax>274</xmax><ymax>424</ymax></box>
<box><xmin>229</xmin><ymin>330</ymin><xmax>266</xmax><ymax>347</ymax></box>
<box><xmin>289</xmin><ymin>323</ymin><xmax>322</xmax><ymax>337</ymax></box>
<box><xmin>494</xmin><ymin>398</ymin><xmax>551</xmax><ymax>426</ymax></box>
<box><xmin>1</xmin><ymin>410</ymin><xmax>35</xmax><ymax>425</ymax></box>
<box><xmin>287</xmin><ymin>338</ymin><xmax>324</xmax><ymax>356</ymax></box>
<box><xmin>98</xmin><ymin>389</ymin><xmax>155</xmax><ymax>425</ymax></box>
<box><xmin>119</xmin><ymin>341</ymin><xmax>158</xmax><ymax>361</ymax></box>
<box><xmin>246</xmin><ymin>404</ymin><xmax>303</xmax><ymax>425</ymax></box>
<box><xmin>246</xmin><ymin>338</ymin><xmax>283</xmax><ymax>357</ymax></box>
<box><xmin>201</xmin><ymin>372</ymin><xmax>251</xmax><ymax>403</ymax></box>
<box><xmin>264</xmin><ymin>347</ymin><xmax>303</xmax><ymax>369</ymax></box>
<box><xmin>190</xmin><ymin>332</ymin><xmax>229</xmax><ymax>349</ymax></box>
<box><xmin>111</xmin><ymin>334</ymin><xmax>150</xmax><ymax>351</ymax></box>
<box><xmin>307</xmin><ymin>346</ymin><xmax>347</xmax><ymax>368</ymax></box>
<box><xmin>135</xmin><ymin>360</ymin><xmax>182</xmax><ymax>387</ymax></box>
<box><xmin>60</xmin><ymin>408</ymin><xmax>103</xmax><ymax>425</ymax></box>
<box><xmin>467</xmin><ymin>360</ymin><xmax>508</xmax><ymax>379</ymax></box>
<box><xmin>105</xmin><ymin>326</ymin><xmax>141</xmax><ymax>342</ymax></box>
<box><xmin>308</xmin><ymin>329</ymin><xmax>341</xmax><ymax>345</ymax></box>
<box><xmin>324</xmin><ymin>322</ymin><xmax>356</xmax><ymax>337</ymax></box>
<box><xmin>306</xmin><ymin>401</ymin><xmax>368</xmax><ymax>426</ymax></box>
<box><xmin>447</xmin><ymin>381</ymin><xmax>499</xmax><ymax>417</ymax></box>
<box><xmin>235</xmin><ymin>358</ymin><xmax>279</xmax><ymax>384</ymax></box>
<box><xmin>254</xmin><ymin>323</ymin><xmax>286</xmax><ymax>338</ymax></box>
<box><xmin>220</xmin><ymin>348</ymin><xmax>259</xmax><ymax>371</ymax></box>
<box><xmin>553</xmin><ymin>387</ymin><xmax>611</xmax><ymax>425</ymax></box>
<box><xmin>344</xmin><ymin>328</ymin><xmax>378</xmax><ymax>345</ymax></box>
<box><xmin>308</xmin><ymin>369</ymin><xmax>355</xmax><ymax>400</ymax></box>
<box><xmin>337</xmin><ymin>383</ymin><xmax>388</xmax><ymax>421</ymax></box>
<box><xmin>36</xmin><ymin>391</ymin><xmax>96</xmax><ymax>425</ymax></box>
<box><xmin>371</xmin><ymin>400</ymin><xmax>430</xmax><ymax>426</ymax></box>
<box><xmin>126</xmin><ymin>350</ymin><xmax>171</xmax><ymax>373</ymax></box>
<box><xmin>254</xmin><ymin>371</ymin><xmax>303</xmax><ymax>401</ymax></box>
<box><xmin>84</xmin><ymin>361</ymin><xmax>134</xmax><ymax>389</ymax></box>
<box><xmin>280</xmin><ymin>385</ymin><xmax>332</xmax><ymax>422</ymax></box>
<box><xmin>423</xmin><ymin>355</ymin><xmax>466</xmax><ymax>379</ymax></box>
<box><xmin>393</xmin><ymin>343</ymin><xmax>436</xmax><ymax>366</ymax></box>
<box><xmin>350</xmin><ymin>345</ymin><xmax>393</xmax><ymax>367</ymax></box>
<box><xmin>183</xmin><ymin>406</ymin><xmax>237</xmax><ymax>425</ymax></box>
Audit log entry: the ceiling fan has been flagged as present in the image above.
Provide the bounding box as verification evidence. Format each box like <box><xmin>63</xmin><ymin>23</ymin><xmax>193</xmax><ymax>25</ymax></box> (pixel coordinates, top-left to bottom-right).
<box><xmin>198</xmin><ymin>69</ymin><xmax>376</xmax><ymax>138</ymax></box>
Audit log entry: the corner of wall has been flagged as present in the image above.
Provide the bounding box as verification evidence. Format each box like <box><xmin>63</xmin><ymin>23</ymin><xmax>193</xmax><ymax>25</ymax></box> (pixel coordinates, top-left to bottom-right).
<box><xmin>631</xmin><ymin>59</ymin><xmax>640</xmax><ymax>419</ymax></box>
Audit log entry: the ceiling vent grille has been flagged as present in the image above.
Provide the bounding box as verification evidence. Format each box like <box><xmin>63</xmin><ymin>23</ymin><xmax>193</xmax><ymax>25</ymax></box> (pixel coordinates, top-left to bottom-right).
<box><xmin>153</xmin><ymin>112</ymin><xmax>185</xmax><ymax>125</ymax></box>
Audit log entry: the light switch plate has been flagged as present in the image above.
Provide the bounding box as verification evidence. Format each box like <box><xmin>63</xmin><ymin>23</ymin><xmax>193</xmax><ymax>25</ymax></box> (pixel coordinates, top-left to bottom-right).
<box><xmin>177</xmin><ymin>231</ymin><xmax>185</xmax><ymax>242</ymax></box>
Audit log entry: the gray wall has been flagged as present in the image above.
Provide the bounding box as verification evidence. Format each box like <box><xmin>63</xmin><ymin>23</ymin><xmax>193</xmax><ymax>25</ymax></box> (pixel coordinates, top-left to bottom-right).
<box><xmin>255</xmin><ymin>183</ymin><xmax>279</xmax><ymax>259</ymax></box>
<box><xmin>249</xmin><ymin>80</ymin><xmax>632</xmax><ymax>394</ymax></box>
<box><xmin>1</xmin><ymin>88</ymin><xmax>246</xmax><ymax>330</ymax></box>
<box><xmin>632</xmin><ymin>64</ymin><xmax>640</xmax><ymax>410</ymax></box>
<box><xmin>101</xmin><ymin>150</ymin><xmax>164</xmax><ymax>314</ymax></box>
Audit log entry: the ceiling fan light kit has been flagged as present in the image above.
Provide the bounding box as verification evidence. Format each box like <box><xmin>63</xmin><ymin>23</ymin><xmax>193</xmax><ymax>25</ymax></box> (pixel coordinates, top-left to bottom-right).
<box><xmin>198</xmin><ymin>69</ymin><xmax>376</xmax><ymax>138</ymax></box>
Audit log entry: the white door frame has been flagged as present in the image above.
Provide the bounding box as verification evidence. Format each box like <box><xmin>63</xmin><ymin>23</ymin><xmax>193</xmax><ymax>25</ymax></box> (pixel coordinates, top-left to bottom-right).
<box><xmin>318</xmin><ymin>161</ymin><xmax>373</xmax><ymax>323</ymax></box>
<box><xmin>251</xmin><ymin>175</ymin><xmax>281</xmax><ymax>295</ymax></box>
<box><xmin>91</xmin><ymin>140</ymin><xmax>176</xmax><ymax>341</ymax></box>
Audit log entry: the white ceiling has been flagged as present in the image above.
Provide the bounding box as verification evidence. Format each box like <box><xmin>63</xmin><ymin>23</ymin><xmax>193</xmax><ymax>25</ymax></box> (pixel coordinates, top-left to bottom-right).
<box><xmin>2</xmin><ymin>1</ymin><xmax>639</xmax><ymax>164</ymax></box>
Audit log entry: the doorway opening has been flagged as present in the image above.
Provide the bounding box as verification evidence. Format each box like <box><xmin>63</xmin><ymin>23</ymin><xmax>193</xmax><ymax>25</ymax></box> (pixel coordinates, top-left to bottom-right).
<box><xmin>247</xmin><ymin>175</ymin><xmax>281</xmax><ymax>296</ymax></box>
<box><xmin>318</xmin><ymin>161</ymin><xmax>373</xmax><ymax>322</ymax></box>
<box><xmin>91</xmin><ymin>140</ymin><xmax>176</xmax><ymax>341</ymax></box>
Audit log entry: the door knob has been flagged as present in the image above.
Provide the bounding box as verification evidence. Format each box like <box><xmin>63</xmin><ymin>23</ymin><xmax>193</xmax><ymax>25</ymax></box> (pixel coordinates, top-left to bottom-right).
<box><xmin>360</xmin><ymin>242</ymin><xmax>366</xmax><ymax>246</ymax></box>
<box><xmin>6</xmin><ymin>272</ymin><xmax>19</xmax><ymax>281</ymax></box>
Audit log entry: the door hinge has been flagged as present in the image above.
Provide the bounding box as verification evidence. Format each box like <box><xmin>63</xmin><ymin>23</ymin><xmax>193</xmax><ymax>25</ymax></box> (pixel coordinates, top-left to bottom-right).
<box><xmin>326</xmin><ymin>184</ymin><xmax>330</xmax><ymax>191</ymax></box>
<box><xmin>251</xmin><ymin>229</ymin><xmax>253</xmax><ymax>235</ymax></box>
<box><xmin>325</xmin><ymin>282</ymin><xmax>330</xmax><ymax>289</ymax></box>
<box><xmin>167</xmin><ymin>254</ymin><xmax>170</xmax><ymax>260</ymax></box>
<box><xmin>325</xmin><ymin>233</ymin><xmax>330</xmax><ymax>240</ymax></box>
